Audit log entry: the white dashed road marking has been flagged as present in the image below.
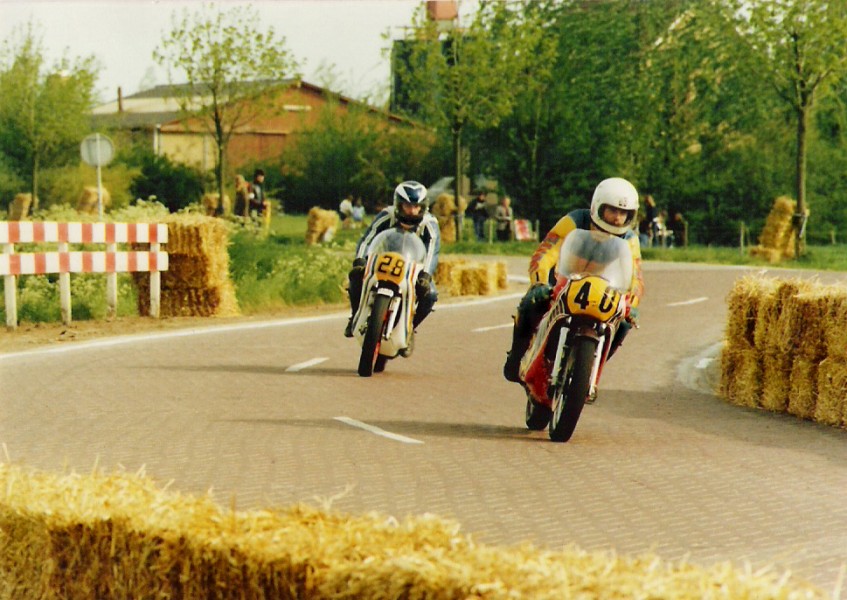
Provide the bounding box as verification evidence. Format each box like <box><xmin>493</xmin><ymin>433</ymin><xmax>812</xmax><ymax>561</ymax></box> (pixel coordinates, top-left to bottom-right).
<box><xmin>667</xmin><ymin>297</ymin><xmax>708</xmax><ymax>307</ymax></box>
<box><xmin>285</xmin><ymin>357</ymin><xmax>328</xmax><ymax>372</ymax></box>
<box><xmin>334</xmin><ymin>416</ymin><xmax>424</xmax><ymax>444</ymax></box>
<box><xmin>473</xmin><ymin>323</ymin><xmax>513</xmax><ymax>333</ymax></box>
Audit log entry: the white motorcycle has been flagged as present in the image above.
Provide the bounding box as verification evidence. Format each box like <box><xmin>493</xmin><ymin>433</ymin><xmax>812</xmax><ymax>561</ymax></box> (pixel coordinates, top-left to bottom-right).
<box><xmin>351</xmin><ymin>228</ymin><xmax>427</xmax><ymax>377</ymax></box>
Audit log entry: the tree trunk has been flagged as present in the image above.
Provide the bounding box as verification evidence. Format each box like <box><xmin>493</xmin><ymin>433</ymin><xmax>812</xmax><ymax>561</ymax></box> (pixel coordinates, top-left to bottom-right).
<box><xmin>453</xmin><ymin>124</ymin><xmax>463</xmax><ymax>241</ymax></box>
<box><xmin>794</xmin><ymin>105</ymin><xmax>808</xmax><ymax>258</ymax></box>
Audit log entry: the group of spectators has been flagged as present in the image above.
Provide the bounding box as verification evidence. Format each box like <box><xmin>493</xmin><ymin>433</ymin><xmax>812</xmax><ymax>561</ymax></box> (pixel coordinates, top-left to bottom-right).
<box><xmin>468</xmin><ymin>189</ymin><xmax>515</xmax><ymax>242</ymax></box>
<box><xmin>638</xmin><ymin>194</ymin><xmax>687</xmax><ymax>248</ymax></box>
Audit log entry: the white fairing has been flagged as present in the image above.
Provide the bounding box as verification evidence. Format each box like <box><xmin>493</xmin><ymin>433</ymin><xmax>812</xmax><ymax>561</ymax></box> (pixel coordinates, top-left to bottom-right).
<box><xmin>555</xmin><ymin>229</ymin><xmax>633</xmax><ymax>290</ymax></box>
<box><xmin>353</xmin><ymin>229</ymin><xmax>426</xmax><ymax>357</ymax></box>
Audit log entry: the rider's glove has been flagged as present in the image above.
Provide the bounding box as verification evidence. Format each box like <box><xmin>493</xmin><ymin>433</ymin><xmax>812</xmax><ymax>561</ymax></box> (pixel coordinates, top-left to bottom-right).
<box><xmin>348</xmin><ymin>257</ymin><xmax>366</xmax><ymax>283</ymax></box>
<box><xmin>527</xmin><ymin>282</ymin><xmax>552</xmax><ymax>306</ymax></box>
<box><xmin>416</xmin><ymin>271</ymin><xmax>433</xmax><ymax>297</ymax></box>
<box><xmin>624</xmin><ymin>294</ymin><xmax>640</xmax><ymax>326</ymax></box>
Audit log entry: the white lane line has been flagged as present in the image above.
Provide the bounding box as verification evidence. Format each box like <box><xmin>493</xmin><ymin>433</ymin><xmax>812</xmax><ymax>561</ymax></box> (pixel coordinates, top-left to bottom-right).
<box><xmin>473</xmin><ymin>323</ymin><xmax>513</xmax><ymax>333</ymax></box>
<box><xmin>334</xmin><ymin>416</ymin><xmax>424</xmax><ymax>445</ymax></box>
<box><xmin>667</xmin><ymin>297</ymin><xmax>708</xmax><ymax>307</ymax></box>
<box><xmin>285</xmin><ymin>357</ymin><xmax>328</xmax><ymax>372</ymax></box>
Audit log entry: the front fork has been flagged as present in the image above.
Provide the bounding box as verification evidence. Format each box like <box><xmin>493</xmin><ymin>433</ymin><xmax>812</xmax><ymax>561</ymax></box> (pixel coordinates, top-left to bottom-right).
<box><xmin>549</xmin><ymin>319</ymin><xmax>609</xmax><ymax>398</ymax></box>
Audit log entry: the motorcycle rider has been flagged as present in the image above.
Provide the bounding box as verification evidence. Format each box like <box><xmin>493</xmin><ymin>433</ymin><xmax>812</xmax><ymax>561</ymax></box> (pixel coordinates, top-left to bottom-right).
<box><xmin>503</xmin><ymin>177</ymin><xmax>644</xmax><ymax>384</ymax></box>
<box><xmin>344</xmin><ymin>181</ymin><xmax>441</xmax><ymax>342</ymax></box>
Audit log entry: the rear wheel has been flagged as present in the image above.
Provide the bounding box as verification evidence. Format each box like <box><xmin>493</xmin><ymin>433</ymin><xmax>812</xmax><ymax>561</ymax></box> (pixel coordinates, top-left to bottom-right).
<box><xmin>374</xmin><ymin>355</ymin><xmax>388</xmax><ymax>373</ymax></box>
<box><xmin>549</xmin><ymin>337</ymin><xmax>597</xmax><ymax>442</ymax></box>
<box><xmin>358</xmin><ymin>295</ymin><xmax>391</xmax><ymax>377</ymax></box>
<box><xmin>525</xmin><ymin>394</ymin><xmax>552</xmax><ymax>430</ymax></box>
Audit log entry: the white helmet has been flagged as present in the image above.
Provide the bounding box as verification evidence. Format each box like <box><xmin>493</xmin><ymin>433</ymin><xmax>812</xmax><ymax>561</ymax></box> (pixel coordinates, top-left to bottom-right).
<box><xmin>590</xmin><ymin>177</ymin><xmax>639</xmax><ymax>236</ymax></box>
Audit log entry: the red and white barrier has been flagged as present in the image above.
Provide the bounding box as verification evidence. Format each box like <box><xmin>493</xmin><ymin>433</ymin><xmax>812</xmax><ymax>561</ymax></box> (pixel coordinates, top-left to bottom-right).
<box><xmin>1</xmin><ymin>222</ymin><xmax>169</xmax><ymax>330</ymax></box>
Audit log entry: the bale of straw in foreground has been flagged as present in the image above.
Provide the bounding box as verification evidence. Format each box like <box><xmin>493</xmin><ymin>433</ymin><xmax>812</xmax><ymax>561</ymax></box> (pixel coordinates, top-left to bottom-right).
<box><xmin>719</xmin><ymin>343</ymin><xmax>761</xmax><ymax>409</ymax></box>
<box><xmin>724</xmin><ymin>275</ymin><xmax>781</xmax><ymax>348</ymax></box>
<box><xmin>815</xmin><ymin>358</ymin><xmax>847</xmax><ymax>427</ymax></box>
<box><xmin>0</xmin><ymin>463</ymin><xmax>826</xmax><ymax>599</ymax></box>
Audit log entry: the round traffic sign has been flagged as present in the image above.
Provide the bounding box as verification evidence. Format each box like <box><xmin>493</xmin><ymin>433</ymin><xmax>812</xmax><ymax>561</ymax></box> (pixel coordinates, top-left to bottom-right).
<box><xmin>80</xmin><ymin>133</ymin><xmax>114</xmax><ymax>167</ymax></box>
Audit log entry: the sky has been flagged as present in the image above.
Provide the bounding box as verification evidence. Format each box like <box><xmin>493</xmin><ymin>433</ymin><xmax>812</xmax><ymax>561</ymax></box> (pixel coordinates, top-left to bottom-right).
<box><xmin>0</xmin><ymin>0</ymin><xmax>460</xmax><ymax>106</ymax></box>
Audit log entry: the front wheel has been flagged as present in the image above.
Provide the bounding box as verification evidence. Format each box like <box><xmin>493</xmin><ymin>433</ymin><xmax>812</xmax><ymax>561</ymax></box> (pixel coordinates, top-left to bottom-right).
<box><xmin>549</xmin><ymin>337</ymin><xmax>597</xmax><ymax>442</ymax></box>
<box><xmin>358</xmin><ymin>294</ymin><xmax>391</xmax><ymax>377</ymax></box>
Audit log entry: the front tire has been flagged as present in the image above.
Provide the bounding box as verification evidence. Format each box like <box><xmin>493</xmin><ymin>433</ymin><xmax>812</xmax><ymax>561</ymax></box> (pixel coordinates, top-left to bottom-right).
<box><xmin>358</xmin><ymin>294</ymin><xmax>391</xmax><ymax>377</ymax></box>
<box><xmin>549</xmin><ymin>337</ymin><xmax>597</xmax><ymax>442</ymax></box>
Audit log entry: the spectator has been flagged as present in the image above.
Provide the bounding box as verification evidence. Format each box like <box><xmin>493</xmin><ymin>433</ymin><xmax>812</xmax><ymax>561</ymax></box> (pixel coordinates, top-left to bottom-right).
<box><xmin>233</xmin><ymin>174</ymin><xmax>252</xmax><ymax>218</ymax></box>
<box><xmin>495</xmin><ymin>196</ymin><xmax>514</xmax><ymax>241</ymax></box>
<box><xmin>339</xmin><ymin>195</ymin><xmax>353</xmax><ymax>220</ymax></box>
<box><xmin>250</xmin><ymin>169</ymin><xmax>269</xmax><ymax>217</ymax></box>
<box><xmin>351</xmin><ymin>197</ymin><xmax>366</xmax><ymax>228</ymax></box>
<box><xmin>469</xmin><ymin>189</ymin><xmax>489</xmax><ymax>242</ymax></box>
<box><xmin>643</xmin><ymin>194</ymin><xmax>658</xmax><ymax>247</ymax></box>
<box><xmin>670</xmin><ymin>211</ymin><xmax>688</xmax><ymax>247</ymax></box>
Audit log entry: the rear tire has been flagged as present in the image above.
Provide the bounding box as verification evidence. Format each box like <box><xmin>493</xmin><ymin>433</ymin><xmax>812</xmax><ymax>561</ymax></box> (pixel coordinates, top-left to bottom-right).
<box><xmin>549</xmin><ymin>337</ymin><xmax>597</xmax><ymax>442</ymax></box>
<box><xmin>358</xmin><ymin>295</ymin><xmax>390</xmax><ymax>377</ymax></box>
<box><xmin>374</xmin><ymin>355</ymin><xmax>388</xmax><ymax>373</ymax></box>
<box><xmin>525</xmin><ymin>394</ymin><xmax>552</xmax><ymax>430</ymax></box>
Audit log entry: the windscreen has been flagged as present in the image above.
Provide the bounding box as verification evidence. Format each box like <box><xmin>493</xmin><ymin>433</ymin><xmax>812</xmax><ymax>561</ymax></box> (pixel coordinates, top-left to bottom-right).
<box><xmin>365</xmin><ymin>228</ymin><xmax>427</xmax><ymax>263</ymax></box>
<box><xmin>555</xmin><ymin>229</ymin><xmax>633</xmax><ymax>291</ymax></box>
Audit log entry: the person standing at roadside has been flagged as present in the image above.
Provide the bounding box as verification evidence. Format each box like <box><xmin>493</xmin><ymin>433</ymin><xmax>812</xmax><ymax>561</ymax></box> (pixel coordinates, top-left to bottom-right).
<box><xmin>469</xmin><ymin>189</ymin><xmax>489</xmax><ymax>241</ymax></box>
<box><xmin>250</xmin><ymin>168</ymin><xmax>268</xmax><ymax>217</ymax></box>
<box><xmin>495</xmin><ymin>196</ymin><xmax>514</xmax><ymax>242</ymax></box>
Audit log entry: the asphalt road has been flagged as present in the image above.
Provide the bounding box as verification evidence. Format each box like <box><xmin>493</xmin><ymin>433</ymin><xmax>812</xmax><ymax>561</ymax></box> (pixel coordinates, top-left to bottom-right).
<box><xmin>1</xmin><ymin>259</ymin><xmax>846</xmax><ymax>593</ymax></box>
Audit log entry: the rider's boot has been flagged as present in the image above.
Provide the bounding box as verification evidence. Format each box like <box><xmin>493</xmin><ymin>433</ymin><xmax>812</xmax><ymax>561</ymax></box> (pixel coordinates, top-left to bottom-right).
<box><xmin>503</xmin><ymin>323</ymin><xmax>531</xmax><ymax>383</ymax></box>
<box><xmin>344</xmin><ymin>316</ymin><xmax>355</xmax><ymax>338</ymax></box>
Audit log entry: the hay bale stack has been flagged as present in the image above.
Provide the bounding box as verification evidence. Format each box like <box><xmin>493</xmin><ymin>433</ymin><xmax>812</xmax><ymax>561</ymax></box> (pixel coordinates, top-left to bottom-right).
<box><xmin>305</xmin><ymin>206</ymin><xmax>339</xmax><ymax>245</ymax></box>
<box><xmin>719</xmin><ymin>343</ymin><xmax>761</xmax><ymax>409</ymax></box>
<box><xmin>0</xmin><ymin>463</ymin><xmax>824</xmax><ymax>599</ymax></box>
<box><xmin>823</xmin><ymin>289</ymin><xmax>847</xmax><ymax>359</ymax></box>
<box><xmin>815</xmin><ymin>358</ymin><xmax>847</xmax><ymax>427</ymax></box>
<box><xmin>76</xmin><ymin>186</ymin><xmax>111</xmax><ymax>214</ymax></box>
<box><xmin>8</xmin><ymin>193</ymin><xmax>38</xmax><ymax>220</ymax></box>
<box><xmin>201</xmin><ymin>193</ymin><xmax>231</xmax><ymax>217</ymax></box>
<box><xmin>749</xmin><ymin>196</ymin><xmax>803</xmax><ymax>262</ymax></box>
<box><xmin>430</xmin><ymin>193</ymin><xmax>466</xmax><ymax>243</ymax></box>
<box><xmin>434</xmin><ymin>257</ymin><xmax>507</xmax><ymax>297</ymax></box>
<box><xmin>134</xmin><ymin>215</ymin><xmax>239</xmax><ymax>317</ymax></box>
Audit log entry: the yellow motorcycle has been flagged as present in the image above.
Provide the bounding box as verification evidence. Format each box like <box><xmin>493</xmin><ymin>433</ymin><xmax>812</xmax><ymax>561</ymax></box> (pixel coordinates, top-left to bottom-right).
<box><xmin>520</xmin><ymin>229</ymin><xmax>633</xmax><ymax>442</ymax></box>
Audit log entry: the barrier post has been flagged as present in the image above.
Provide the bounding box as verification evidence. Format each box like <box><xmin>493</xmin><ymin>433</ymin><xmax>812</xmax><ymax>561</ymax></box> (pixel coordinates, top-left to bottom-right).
<box><xmin>58</xmin><ymin>241</ymin><xmax>72</xmax><ymax>325</ymax></box>
<box><xmin>3</xmin><ymin>243</ymin><xmax>16</xmax><ymax>331</ymax></box>
<box><xmin>107</xmin><ymin>242</ymin><xmax>117</xmax><ymax>318</ymax></box>
<box><xmin>150</xmin><ymin>241</ymin><xmax>161</xmax><ymax>318</ymax></box>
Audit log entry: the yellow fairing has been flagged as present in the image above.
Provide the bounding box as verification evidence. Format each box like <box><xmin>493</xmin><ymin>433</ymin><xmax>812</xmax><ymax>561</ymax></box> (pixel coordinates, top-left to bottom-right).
<box><xmin>564</xmin><ymin>276</ymin><xmax>621</xmax><ymax>322</ymax></box>
<box><xmin>373</xmin><ymin>252</ymin><xmax>407</xmax><ymax>286</ymax></box>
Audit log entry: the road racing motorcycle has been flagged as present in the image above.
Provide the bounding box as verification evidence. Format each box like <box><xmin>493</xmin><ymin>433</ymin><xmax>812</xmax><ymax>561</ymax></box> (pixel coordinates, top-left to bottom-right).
<box><xmin>518</xmin><ymin>228</ymin><xmax>633</xmax><ymax>442</ymax></box>
<box><xmin>352</xmin><ymin>228</ymin><xmax>426</xmax><ymax>377</ymax></box>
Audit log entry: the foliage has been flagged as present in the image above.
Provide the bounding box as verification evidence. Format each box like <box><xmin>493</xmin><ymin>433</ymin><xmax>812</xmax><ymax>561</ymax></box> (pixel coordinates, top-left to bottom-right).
<box><xmin>153</xmin><ymin>2</ymin><xmax>301</xmax><ymax>204</ymax></box>
<box><xmin>0</xmin><ymin>22</ymin><xmax>99</xmax><ymax>202</ymax></box>
<box><xmin>228</xmin><ymin>229</ymin><xmax>350</xmax><ymax>313</ymax></box>
<box><xmin>280</xmin><ymin>103</ymin><xmax>438</xmax><ymax>213</ymax></box>
<box><xmin>392</xmin><ymin>1</ymin><xmax>538</xmax><ymax>205</ymax></box>
<box><xmin>32</xmin><ymin>163</ymin><xmax>139</xmax><ymax>212</ymax></box>
<box><xmin>129</xmin><ymin>153</ymin><xmax>208</xmax><ymax>213</ymax></box>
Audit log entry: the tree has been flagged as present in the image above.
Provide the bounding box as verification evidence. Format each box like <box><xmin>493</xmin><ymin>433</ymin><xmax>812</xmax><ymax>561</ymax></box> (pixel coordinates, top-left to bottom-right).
<box><xmin>153</xmin><ymin>3</ymin><xmax>301</xmax><ymax>205</ymax></box>
<box><xmin>392</xmin><ymin>1</ymin><xmax>535</xmax><ymax>230</ymax></box>
<box><xmin>0</xmin><ymin>22</ymin><xmax>98</xmax><ymax>204</ymax></box>
<box><xmin>719</xmin><ymin>0</ymin><xmax>847</xmax><ymax>255</ymax></box>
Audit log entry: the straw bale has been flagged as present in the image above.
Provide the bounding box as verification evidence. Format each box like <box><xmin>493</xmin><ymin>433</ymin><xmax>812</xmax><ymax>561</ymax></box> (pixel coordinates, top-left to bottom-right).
<box><xmin>815</xmin><ymin>357</ymin><xmax>847</xmax><ymax>427</ymax></box>
<box><xmin>8</xmin><ymin>193</ymin><xmax>38</xmax><ymax>220</ymax></box>
<box><xmin>0</xmin><ymin>463</ymin><xmax>825</xmax><ymax>600</ymax></box>
<box><xmin>435</xmin><ymin>257</ymin><xmax>468</xmax><ymax>296</ymax></box>
<box><xmin>495</xmin><ymin>261</ymin><xmax>508</xmax><ymax>289</ymax></box>
<box><xmin>430</xmin><ymin>193</ymin><xmax>466</xmax><ymax>243</ymax></box>
<box><xmin>786</xmin><ymin>356</ymin><xmax>818</xmax><ymax>420</ymax></box>
<box><xmin>823</xmin><ymin>291</ymin><xmax>847</xmax><ymax>360</ymax></box>
<box><xmin>305</xmin><ymin>206</ymin><xmax>339</xmax><ymax>245</ymax></box>
<box><xmin>137</xmin><ymin>281</ymin><xmax>240</xmax><ymax>317</ymax></box>
<box><xmin>718</xmin><ymin>342</ymin><xmax>761</xmax><ymax>408</ymax></box>
<box><xmin>759</xmin><ymin>349</ymin><xmax>792</xmax><ymax>412</ymax></box>
<box><xmin>201</xmin><ymin>192</ymin><xmax>231</xmax><ymax>217</ymax></box>
<box><xmin>76</xmin><ymin>186</ymin><xmax>111</xmax><ymax>214</ymax></box>
<box><xmin>162</xmin><ymin>214</ymin><xmax>230</xmax><ymax>256</ymax></box>
<box><xmin>724</xmin><ymin>275</ymin><xmax>780</xmax><ymax>347</ymax></box>
<box><xmin>753</xmin><ymin>196</ymin><xmax>798</xmax><ymax>261</ymax></box>
<box><xmin>752</xmin><ymin>279</ymin><xmax>807</xmax><ymax>351</ymax></box>
<box><xmin>774</xmin><ymin>287</ymin><xmax>830</xmax><ymax>359</ymax></box>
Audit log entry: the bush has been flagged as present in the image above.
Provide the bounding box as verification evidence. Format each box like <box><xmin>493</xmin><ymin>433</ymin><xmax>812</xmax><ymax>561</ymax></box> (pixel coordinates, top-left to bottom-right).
<box><xmin>130</xmin><ymin>154</ymin><xmax>207</xmax><ymax>213</ymax></box>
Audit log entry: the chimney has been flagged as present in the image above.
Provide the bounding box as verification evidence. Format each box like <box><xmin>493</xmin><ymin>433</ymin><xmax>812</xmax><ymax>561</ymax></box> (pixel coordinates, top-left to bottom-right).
<box><xmin>117</xmin><ymin>87</ymin><xmax>123</xmax><ymax>113</ymax></box>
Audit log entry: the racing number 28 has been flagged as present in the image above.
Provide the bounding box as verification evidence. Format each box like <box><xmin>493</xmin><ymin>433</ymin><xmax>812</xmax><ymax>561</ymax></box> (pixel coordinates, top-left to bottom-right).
<box><xmin>377</xmin><ymin>255</ymin><xmax>405</xmax><ymax>277</ymax></box>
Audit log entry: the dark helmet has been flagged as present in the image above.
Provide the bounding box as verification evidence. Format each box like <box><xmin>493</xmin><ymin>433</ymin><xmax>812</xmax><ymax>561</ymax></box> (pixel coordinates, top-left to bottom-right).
<box><xmin>393</xmin><ymin>181</ymin><xmax>428</xmax><ymax>228</ymax></box>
